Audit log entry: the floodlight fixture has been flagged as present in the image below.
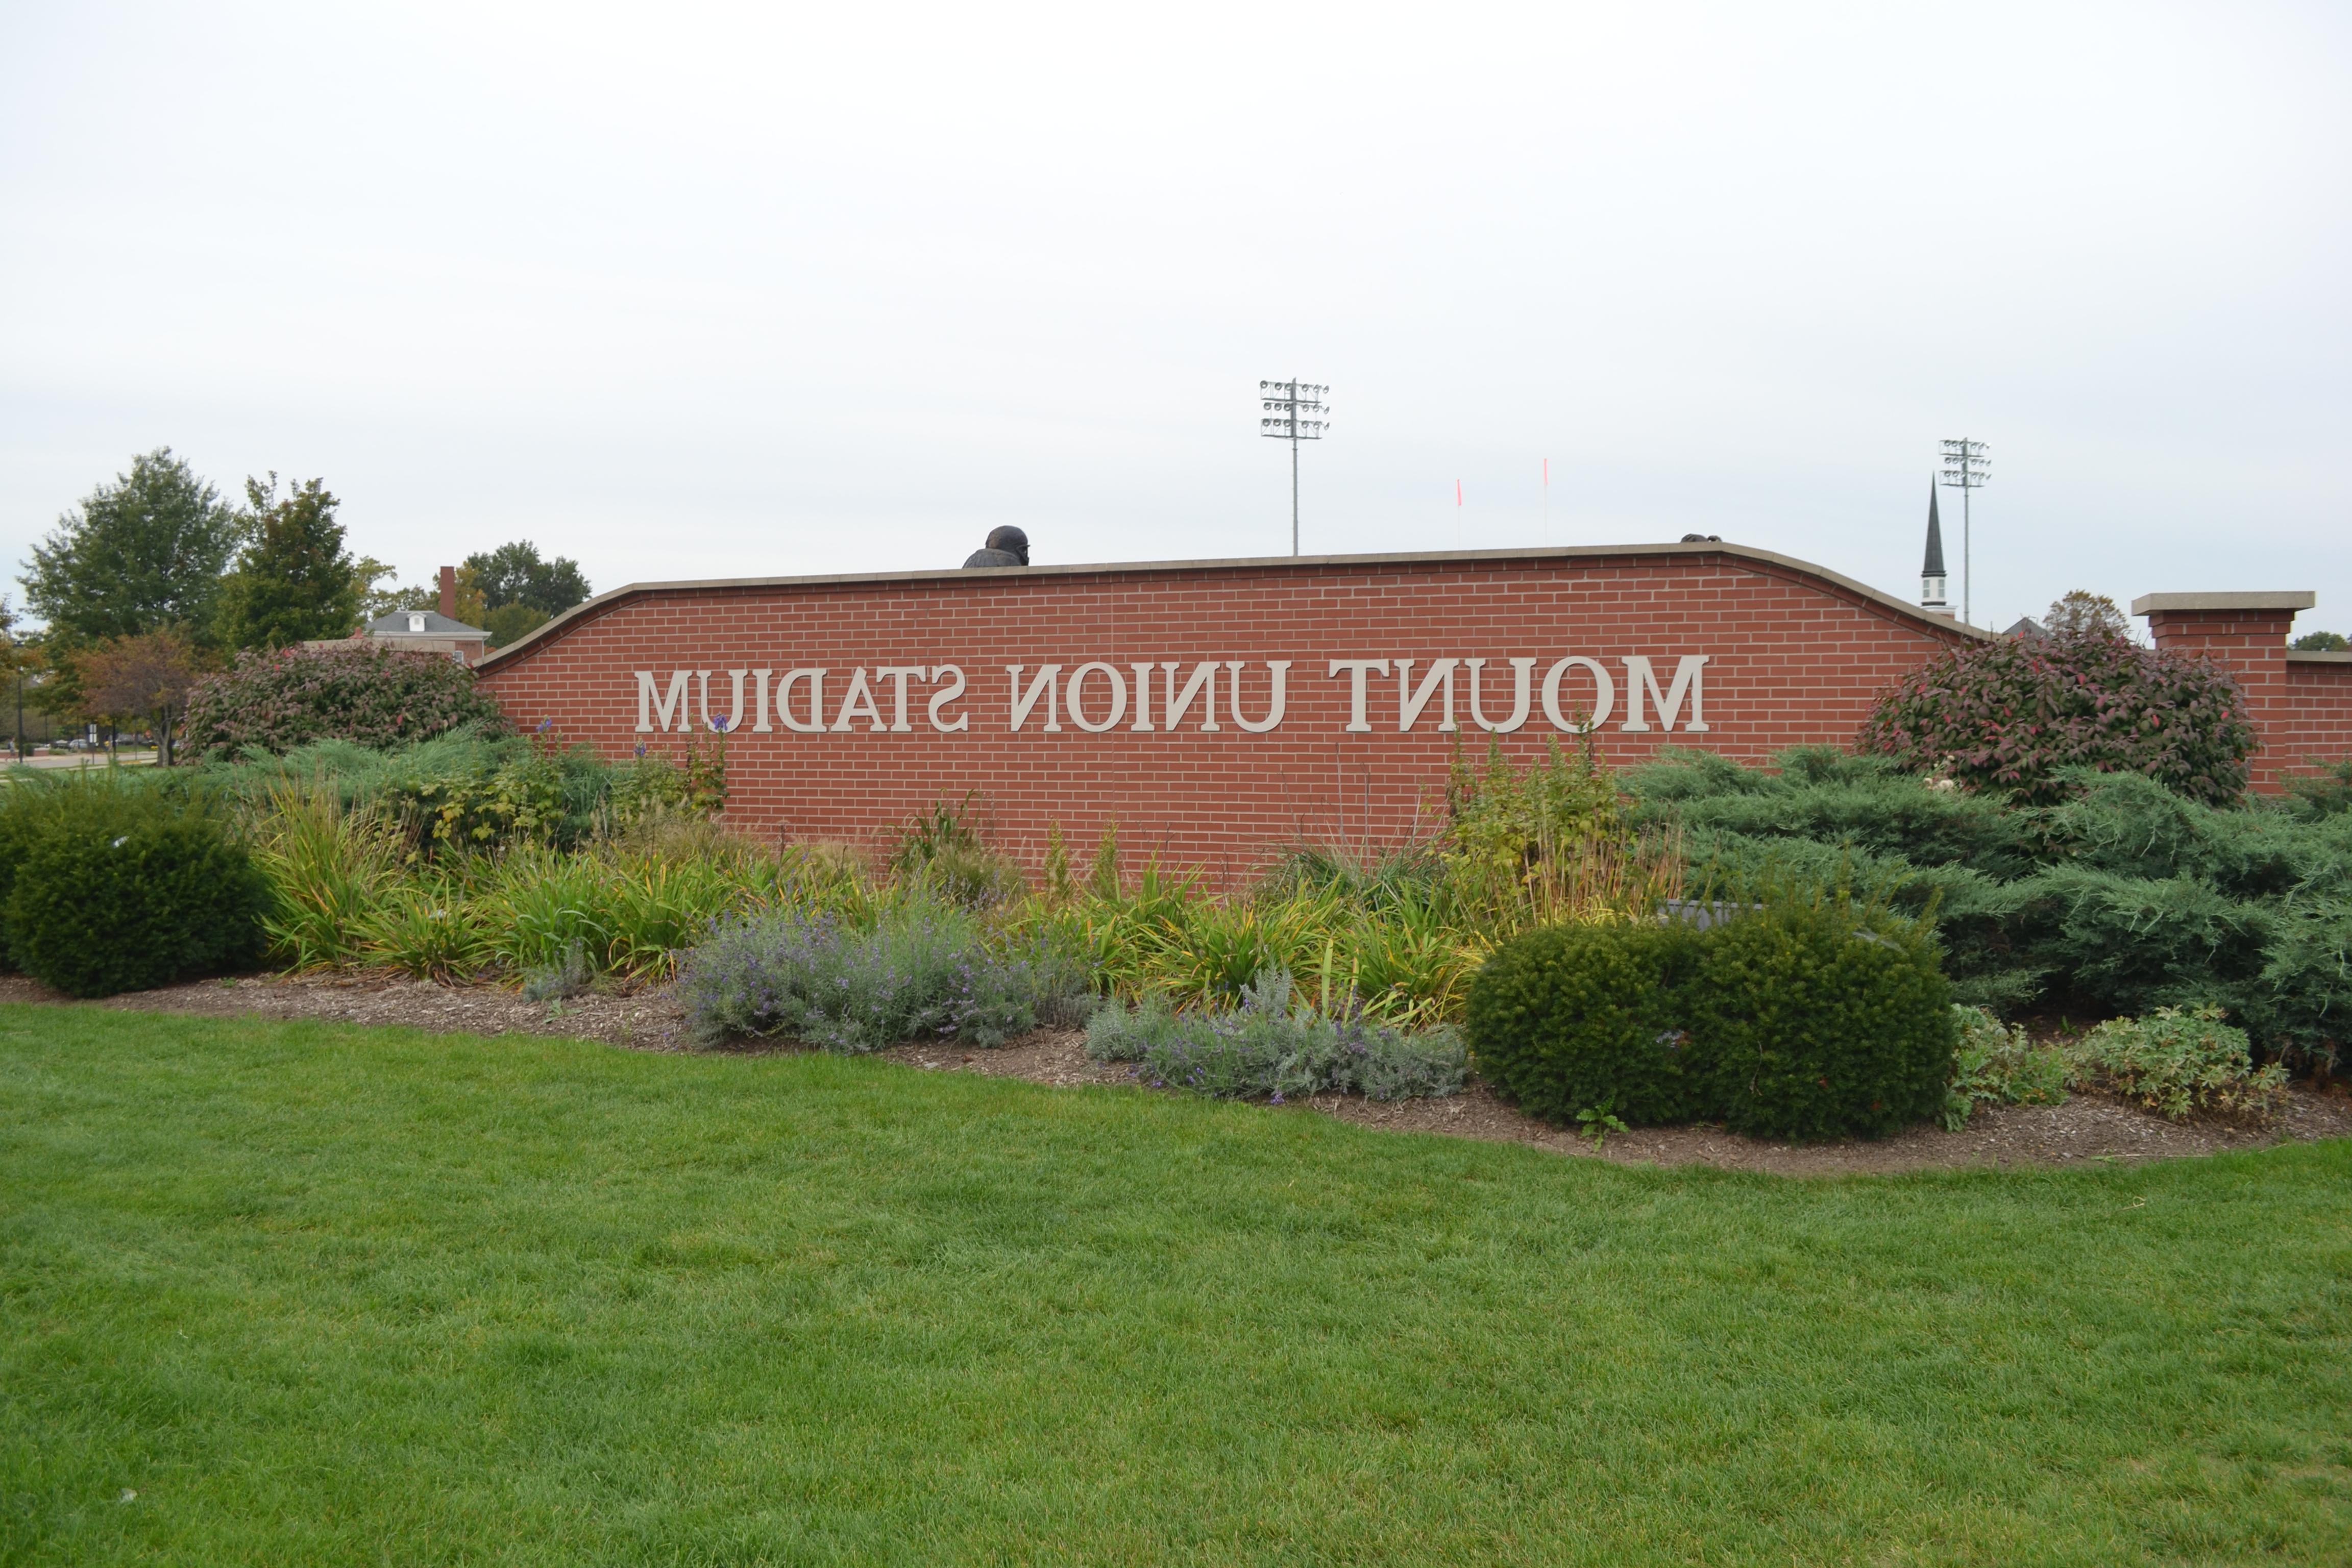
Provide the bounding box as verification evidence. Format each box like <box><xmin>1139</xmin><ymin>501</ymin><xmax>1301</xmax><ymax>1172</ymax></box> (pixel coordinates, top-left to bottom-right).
<box><xmin>1938</xmin><ymin>438</ymin><xmax>1992</xmax><ymax>624</ymax></box>
<box><xmin>1260</xmin><ymin>378</ymin><xmax>1330</xmax><ymax>555</ymax></box>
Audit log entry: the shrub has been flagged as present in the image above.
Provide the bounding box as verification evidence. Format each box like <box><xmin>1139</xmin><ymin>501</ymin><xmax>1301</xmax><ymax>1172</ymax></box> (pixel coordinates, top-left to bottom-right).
<box><xmin>679</xmin><ymin>901</ymin><xmax>1038</xmax><ymax>1051</ymax></box>
<box><xmin>2068</xmin><ymin>1006</ymin><xmax>2289</xmax><ymax>1123</ymax></box>
<box><xmin>2022</xmin><ymin>773</ymin><xmax>2351</xmax><ymax>1054</ymax></box>
<box><xmin>0</xmin><ymin>780</ymin><xmax>69</xmax><ymax>969</ymax></box>
<box><xmin>2282</xmin><ymin>758</ymin><xmax>2352</xmax><ymax>820</ymax></box>
<box><xmin>1022</xmin><ymin>936</ymin><xmax>1104</xmax><ymax>1029</ymax></box>
<box><xmin>1084</xmin><ymin>991</ymin><xmax>1186</xmax><ymax>1062</ymax></box>
<box><xmin>1462</xmin><ymin>887</ymin><xmax>1957</xmax><ymax>1140</ymax></box>
<box><xmin>1462</xmin><ymin>920</ymin><xmax>1706</xmax><ymax>1125</ymax></box>
<box><xmin>183</xmin><ymin>642</ymin><xmax>506</xmax><ymax>760</ymax></box>
<box><xmin>207</xmin><ymin>733</ymin><xmax>704</xmax><ymax>855</ymax></box>
<box><xmin>1444</xmin><ymin>736</ymin><xmax>1683</xmax><ymax>930</ymax></box>
<box><xmin>1628</xmin><ymin>751</ymin><xmax>2352</xmax><ymax>1062</ymax></box>
<box><xmin>521</xmin><ymin>938</ymin><xmax>594</xmax><ymax>1001</ymax></box>
<box><xmin>1086</xmin><ymin>968</ymin><xmax>1466</xmax><ymax>1101</ymax></box>
<box><xmin>1857</xmin><ymin>618</ymin><xmax>2257</xmax><ymax>806</ymax></box>
<box><xmin>1687</xmin><ymin>898</ymin><xmax>1956</xmax><ymax>1141</ymax></box>
<box><xmin>4</xmin><ymin>782</ymin><xmax>270</xmax><ymax>996</ymax></box>
<box><xmin>1941</xmin><ymin>1005</ymin><xmax>2069</xmax><ymax>1130</ymax></box>
<box><xmin>1627</xmin><ymin>747</ymin><xmax>2041</xmax><ymax>1013</ymax></box>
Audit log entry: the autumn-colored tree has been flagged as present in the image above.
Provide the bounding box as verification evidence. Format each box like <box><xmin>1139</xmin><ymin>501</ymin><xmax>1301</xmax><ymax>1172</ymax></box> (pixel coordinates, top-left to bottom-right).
<box><xmin>2040</xmin><ymin>590</ymin><xmax>2133</xmax><ymax>643</ymax></box>
<box><xmin>0</xmin><ymin>598</ymin><xmax>45</xmax><ymax>758</ymax></box>
<box><xmin>78</xmin><ymin>628</ymin><xmax>203</xmax><ymax>765</ymax></box>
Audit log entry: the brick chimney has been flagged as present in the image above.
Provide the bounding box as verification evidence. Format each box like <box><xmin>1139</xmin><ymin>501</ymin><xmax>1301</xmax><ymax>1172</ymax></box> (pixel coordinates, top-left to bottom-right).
<box><xmin>438</xmin><ymin>566</ymin><xmax>456</xmax><ymax>621</ymax></box>
<box><xmin>2133</xmin><ymin>592</ymin><xmax>2314</xmax><ymax>791</ymax></box>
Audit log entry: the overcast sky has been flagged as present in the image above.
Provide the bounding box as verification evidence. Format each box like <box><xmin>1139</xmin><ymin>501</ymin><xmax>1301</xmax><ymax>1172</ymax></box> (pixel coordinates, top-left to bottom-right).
<box><xmin>4</xmin><ymin>1</ymin><xmax>2346</xmax><ymax>636</ymax></box>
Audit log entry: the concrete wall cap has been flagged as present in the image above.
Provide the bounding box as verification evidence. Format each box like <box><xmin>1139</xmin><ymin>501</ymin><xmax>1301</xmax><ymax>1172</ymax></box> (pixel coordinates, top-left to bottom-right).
<box><xmin>2132</xmin><ymin>592</ymin><xmax>2316</xmax><ymax>615</ymax></box>
<box><xmin>2287</xmin><ymin>649</ymin><xmax>2352</xmax><ymax>664</ymax></box>
<box><xmin>476</xmin><ymin>540</ymin><xmax>1996</xmax><ymax>673</ymax></box>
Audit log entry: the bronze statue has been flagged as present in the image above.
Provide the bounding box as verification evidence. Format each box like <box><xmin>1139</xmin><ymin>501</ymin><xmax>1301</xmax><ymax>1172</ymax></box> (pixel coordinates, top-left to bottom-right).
<box><xmin>962</xmin><ymin>526</ymin><xmax>1031</xmax><ymax>568</ymax></box>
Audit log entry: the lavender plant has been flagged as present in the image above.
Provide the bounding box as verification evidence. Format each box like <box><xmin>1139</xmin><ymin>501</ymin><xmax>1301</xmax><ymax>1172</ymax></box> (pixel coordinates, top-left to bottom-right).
<box><xmin>679</xmin><ymin>900</ymin><xmax>1038</xmax><ymax>1051</ymax></box>
<box><xmin>1086</xmin><ymin>967</ymin><xmax>1466</xmax><ymax>1102</ymax></box>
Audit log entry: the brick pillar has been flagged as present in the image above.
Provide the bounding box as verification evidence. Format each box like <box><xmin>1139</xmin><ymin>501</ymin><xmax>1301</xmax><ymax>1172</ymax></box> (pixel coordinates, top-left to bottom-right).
<box><xmin>438</xmin><ymin>566</ymin><xmax>457</xmax><ymax>621</ymax></box>
<box><xmin>2133</xmin><ymin>592</ymin><xmax>2314</xmax><ymax>792</ymax></box>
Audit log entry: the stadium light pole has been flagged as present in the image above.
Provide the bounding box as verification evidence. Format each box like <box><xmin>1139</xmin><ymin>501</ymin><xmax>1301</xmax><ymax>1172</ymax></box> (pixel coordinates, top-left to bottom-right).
<box><xmin>1260</xmin><ymin>379</ymin><xmax>1330</xmax><ymax>555</ymax></box>
<box><xmin>1939</xmin><ymin>438</ymin><xmax>1991</xmax><ymax>625</ymax></box>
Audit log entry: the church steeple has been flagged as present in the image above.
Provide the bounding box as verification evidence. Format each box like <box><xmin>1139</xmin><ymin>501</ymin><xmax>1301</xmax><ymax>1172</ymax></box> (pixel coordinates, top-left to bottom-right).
<box><xmin>1920</xmin><ymin>479</ymin><xmax>1950</xmax><ymax>612</ymax></box>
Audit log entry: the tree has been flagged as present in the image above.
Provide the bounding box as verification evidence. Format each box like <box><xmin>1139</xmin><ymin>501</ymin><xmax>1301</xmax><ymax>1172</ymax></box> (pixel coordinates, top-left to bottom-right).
<box><xmin>462</xmin><ymin>542</ymin><xmax>591</xmax><ymax>618</ymax></box>
<box><xmin>2042</xmin><ymin>590</ymin><xmax>2132</xmax><ymax>643</ymax></box>
<box><xmin>451</xmin><ymin>564</ymin><xmax>489</xmax><ymax>627</ymax></box>
<box><xmin>217</xmin><ymin>474</ymin><xmax>364</xmax><ymax>650</ymax></box>
<box><xmin>21</xmin><ymin>449</ymin><xmax>239</xmax><ymax>709</ymax></box>
<box><xmin>77</xmin><ymin>628</ymin><xmax>202</xmax><ymax>765</ymax></box>
<box><xmin>0</xmin><ymin>598</ymin><xmax>41</xmax><ymax>759</ymax></box>
<box><xmin>356</xmin><ymin>557</ymin><xmax>431</xmax><ymax>621</ymax></box>
<box><xmin>2292</xmin><ymin>630</ymin><xmax>2349</xmax><ymax>652</ymax></box>
<box><xmin>481</xmin><ymin>601</ymin><xmax>551</xmax><ymax>649</ymax></box>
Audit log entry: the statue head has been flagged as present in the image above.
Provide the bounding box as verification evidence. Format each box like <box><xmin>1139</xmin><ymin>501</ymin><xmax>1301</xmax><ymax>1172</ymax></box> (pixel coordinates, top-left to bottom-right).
<box><xmin>984</xmin><ymin>526</ymin><xmax>1030</xmax><ymax>566</ymax></box>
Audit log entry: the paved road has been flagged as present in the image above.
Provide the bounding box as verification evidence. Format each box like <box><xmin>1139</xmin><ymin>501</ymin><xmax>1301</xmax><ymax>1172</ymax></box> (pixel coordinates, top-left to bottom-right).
<box><xmin>5</xmin><ymin>750</ymin><xmax>159</xmax><ymax>770</ymax></box>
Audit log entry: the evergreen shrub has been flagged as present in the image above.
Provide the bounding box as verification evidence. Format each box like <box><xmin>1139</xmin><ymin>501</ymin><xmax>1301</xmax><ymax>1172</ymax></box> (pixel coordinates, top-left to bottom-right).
<box><xmin>1463</xmin><ymin>892</ymin><xmax>1958</xmax><ymax>1140</ymax></box>
<box><xmin>1627</xmin><ymin>747</ymin><xmax>2039</xmax><ymax>1012</ymax></box>
<box><xmin>3</xmin><ymin>782</ymin><xmax>269</xmax><ymax>996</ymax></box>
<box><xmin>1628</xmin><ymin>749</ymin><xmax>2352</xmax><ymax>1063</ymax></box>
<box><xmin>2282</xmin><ymin>758</ymin><xmax>2352</xmax><ymax>820</ymax></box>
<box><xmin>0</xmin><ymin>787</ymin><xmax>59</xmax><ymax>970</ymax></box>
<box><xmin>1459</xmin><ymin>920</ymin><xmax>1705</xmax><ymax>1124</ymax></box>
<box><xmin>183</xmin><ymin>642</ymin><xmax>506</xmax><ymax>760</ymax></box>
<box><xmin>1688</xmin><ymin>899</ymin><xmax>1956</xmax><ymax>1140</ymax></box>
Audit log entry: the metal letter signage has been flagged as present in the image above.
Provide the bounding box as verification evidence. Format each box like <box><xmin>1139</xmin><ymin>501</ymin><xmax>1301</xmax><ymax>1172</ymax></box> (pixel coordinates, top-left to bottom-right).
<box><xmin>626</xmin><ymin>654</ymin><xmax>1711</xmax><ymax>736</ymax></box>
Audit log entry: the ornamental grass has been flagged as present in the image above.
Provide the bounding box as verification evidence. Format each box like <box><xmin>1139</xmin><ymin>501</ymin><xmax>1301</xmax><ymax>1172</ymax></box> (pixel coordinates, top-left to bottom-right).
<box><xmin>218</xmin><ymin>730</ymin><xmax>1684</xmax><ymax>1041</ymax></box>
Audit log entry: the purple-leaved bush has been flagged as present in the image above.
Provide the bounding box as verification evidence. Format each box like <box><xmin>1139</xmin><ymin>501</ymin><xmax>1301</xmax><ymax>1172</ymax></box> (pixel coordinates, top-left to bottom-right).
<box><xmin>1857</xmin><ymin>627</ymin><xmax>2257</xmax><ymax>805</ymax></box>
<box><xmin>184</xmin><ymin>643</ymin><xmax>507</xmax><ymax>760</ymax></box>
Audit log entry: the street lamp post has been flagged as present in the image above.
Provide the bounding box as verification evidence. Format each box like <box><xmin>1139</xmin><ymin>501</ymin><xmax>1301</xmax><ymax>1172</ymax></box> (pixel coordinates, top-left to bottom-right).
<box><xmin>1259</xmin><ymin>379</ymin><xmax>1330</xmax><ymax>555</ymax></box>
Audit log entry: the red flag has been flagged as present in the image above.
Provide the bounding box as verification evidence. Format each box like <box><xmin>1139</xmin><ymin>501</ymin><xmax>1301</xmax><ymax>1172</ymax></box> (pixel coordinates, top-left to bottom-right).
<box><xmin>1456</xmin><ymin>479</ymin><xmax>1462</xmax><ymax>506</ymax></box>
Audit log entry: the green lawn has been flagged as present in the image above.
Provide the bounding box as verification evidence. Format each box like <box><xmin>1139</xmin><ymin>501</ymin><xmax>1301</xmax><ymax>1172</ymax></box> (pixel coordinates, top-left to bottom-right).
<box><xmin>3</xmin><ymin>1008</ymin><xmax>2348</xmax><ymax>1565</ymax></box>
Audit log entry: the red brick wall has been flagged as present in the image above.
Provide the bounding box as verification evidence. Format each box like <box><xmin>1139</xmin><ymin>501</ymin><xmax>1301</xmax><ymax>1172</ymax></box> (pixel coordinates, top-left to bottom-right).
<box><xmin>2281</xmin><ymin>658</ymin><xmax>2352</xmax><ymax>782</ymax></box>
<box><xmin>2145</xmin><ymin>607</ymin><xmax>2294</xmax><ymax>790</ymax></box>
<box><xmin>480</xmin><ymin>546</ymin><xmax>1979</xmax><ymax>876</ymax></box>
<box><xmin>2142</xmin><ymin>607</ymin><xmax>2352</xmax><ymax>791</ymax></box>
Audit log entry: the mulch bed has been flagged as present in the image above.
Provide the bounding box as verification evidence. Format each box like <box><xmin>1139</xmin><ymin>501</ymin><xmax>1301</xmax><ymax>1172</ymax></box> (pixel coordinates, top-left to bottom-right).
<box><xmin>6</xmin><ymin>970</ymin><xmax>2347</xmax><ymax>1177</ymax></box>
